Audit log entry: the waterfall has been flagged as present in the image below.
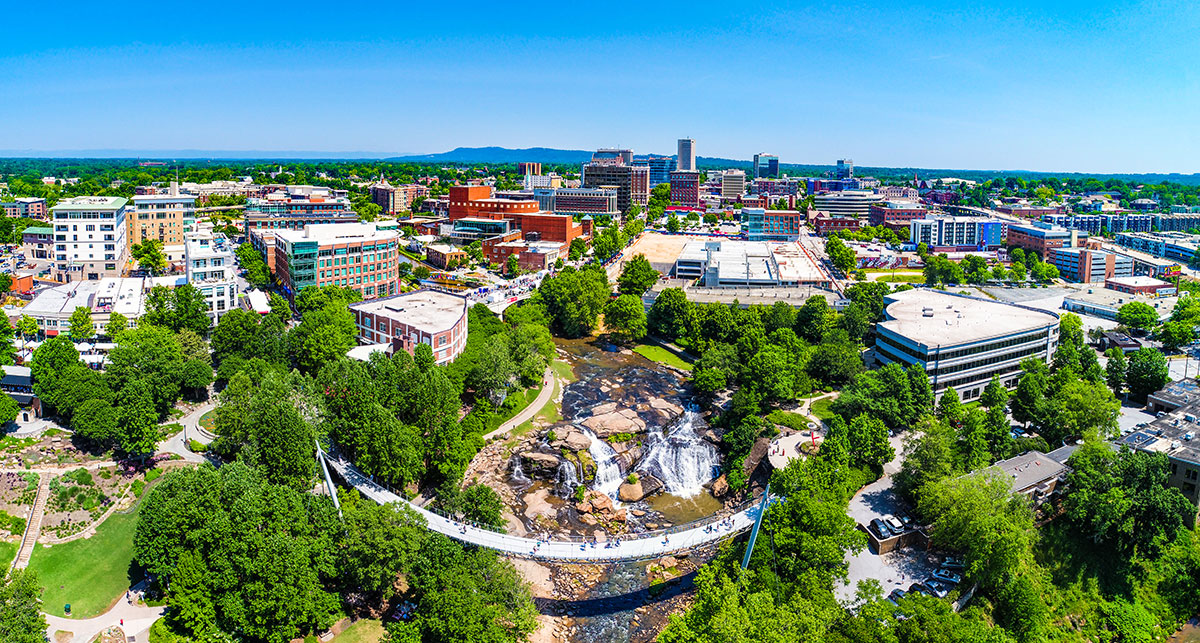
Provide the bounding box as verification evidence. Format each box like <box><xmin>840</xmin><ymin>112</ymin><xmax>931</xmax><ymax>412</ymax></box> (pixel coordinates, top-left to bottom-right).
<box><xmin>510</xmin><ymin>456</ymin><xmax>530</xmax><ymax>484</ymax></box>
<box><xmin>581</xmin><ymin>427</ymin><xmax>624</xmax><ymax>499</ymax></box>
<box><xmin>556</xmin><ymin>459</ymin><xmax>579</xmax><ymax>493</ymax></box>
<box><xmin>639</xmin><ymin>406</ymin><xmax>718</xmax><ymax>497</ymax></box>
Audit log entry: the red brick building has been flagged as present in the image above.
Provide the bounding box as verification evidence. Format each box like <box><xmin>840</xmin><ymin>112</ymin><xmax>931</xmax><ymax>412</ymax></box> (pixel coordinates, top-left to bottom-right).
<box><xmin>425</xmin><ymin>244</ymin><xmax>469</xmax><ymax>269</ymax></box>
<box><xmin>1105</xmin><ymin>276</ymin><xmax>1176</xmax><ymax>296</ymax></box>
<box><xmin>349</xmin><ymin>290</ymin><xmax>469</xmax><ymax>365</ymax></box>
<box><xmin>868</xmin><ymin>201</ymin><xmax>927</xmax><ymax>226</ymax></box>
<box><xmin>448</xmin><ymin>186</ymin><xmax>584</xmax><ymax>245</ymax></box>
<box><xmin>670</xmin><ymin>170</ymin><xmax>701</xmax><ymax>207</ymax></box>
<box><xmin>813</xmin><ymin>214</ymin><xmax>861</xmax><ymax>236</ymax></box>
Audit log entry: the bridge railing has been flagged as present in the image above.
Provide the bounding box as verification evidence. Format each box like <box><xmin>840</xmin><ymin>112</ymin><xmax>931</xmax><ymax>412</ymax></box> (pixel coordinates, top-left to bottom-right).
<box><xmin>328</xmin><ymin>453</ymin><xmax>767</xmax><ymax>544</ymax></box>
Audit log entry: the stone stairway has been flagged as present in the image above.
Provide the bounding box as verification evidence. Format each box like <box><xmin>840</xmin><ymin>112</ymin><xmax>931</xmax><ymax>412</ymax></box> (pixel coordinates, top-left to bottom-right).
<box><xmin>12</xmin><ymin>476</ymin><xmax>48</xmax><ymax>570</ymax></box>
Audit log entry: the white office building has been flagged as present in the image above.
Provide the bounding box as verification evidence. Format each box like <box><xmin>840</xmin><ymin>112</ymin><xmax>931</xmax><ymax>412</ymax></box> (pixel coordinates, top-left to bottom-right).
<box><xmin>51</xmin><ymin>196</ymin><xmax>129</xmax><ymax>283</ymax></box>
<box><xmin>184</xmin><ymin>223</ymin><xmax>238</xmax><ymax>322</ymax></box>
<box><xmin>875</xmin><ymin>289</ymin><xmax>1059</xmax><ymax>400</ymax></box>
<box><xmin>720</xmin><ymin>170</ymin><xmax>746</xmax><ymax>199</ymax></box>
<box><xmin>677</xmin><ymin>139</ymin><xmax>696</xmax><ymax>171</ymax></box>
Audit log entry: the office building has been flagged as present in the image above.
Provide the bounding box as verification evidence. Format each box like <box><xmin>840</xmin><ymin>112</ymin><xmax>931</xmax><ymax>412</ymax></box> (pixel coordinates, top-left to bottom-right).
<box><xmin>424</xmin><ymin>244</ymin><xmax>469</xmax><ymax>270</ymax></box>
<box><xmin>633</xmin><ymin>156</ymin><xmax>675</xmax><ymax>186</ymax></box>
<box><xmin>523</xmin><ymin>173</ymin><xmax>563</xmax><ymax>189</ymax></box>
<box><xmin>813</xmin><ymin>190</ymin><xmax>882</xmax><ymax>218</ymax></box>
<box><xmin>836</xmin><ymin>159</ymin><xmax>854</xmax><ymax>179</ymax></box>
<box><xmin>674</xmin><ymin>239</ymin><xmax>831</xmax><ymax>288</ymax></box>
<box><xmin>909</xmin><ymin>217</ymin><xmax>1004</xmax><ymax>251</ymax></box>
<box><xmin>670</xmin><ymin>171</ymin><xmax>701</xmax><ymax>207</ymax></box>
<box><xmin>1062</xmin><ymin>288</ymin><xmax>1177</xmax><ymax>322</ymax></box>
<box><xmin>1006</xmin><ymin>221</ymin><xmax>1079</xmax><ymax>256</ymax></box>
<box><xmin>1123</xmin><ymin>379</ymin><xmax>1200</xmax><ymax>510</ymax></box>
<box><xmin>517</xmin><ymin>162</ymin><xmax>542</xmax><ymax>176</ymax></box>
<box><xmin>753</xmin><ymin>154</ymin><xmax>780</xmax><ymax>178</ymax></box>
<box><xmin>349</xmin><ymin>290</ymin><xmax>469</xmax><ymax>365</ymax></box>
<box><xmin>1</xmin><ymin>197</ymin><xmax>47</xmax><ymax>219</ymax></box>
<box><xmin>244</xmin><ymin>190</ymin><xmax>356</xmax><ymax>233</ymax></box>
<box><xmin>812</xmin><ymin>214</ymin><xmax>861</xmax><ymax>236</ymax></box>
<box><xmin>271</xmin><ymin>222</ymin><xmax>400</xmax><ymax>301</ymax></box>
<box><xmin>720</xmin><ymin>170</ymin><xmax>746</xmax><ymax>199</ymax></box>
<box><xmin>1048</xmin><ymin>247</ymin><xmax>1133</xmax><ymax>283</ymax></box>
<box><xmin>677</xmin><ymin>139</ymin><xmax>696</xmax><ymax>171</ymax></box>
<box><xmin>868</xmin><ymin>201</ymin><xmax>928</xmax><ymax>227</ymax></box>
<box><xmin>806</xmin><ymin>178</ymin><xmax>861</xmax><ymax>194</ymax></box>
<box><xmin>538</xmin><ymin>187</ymin><xmax>619</xmax><ymax>218</ymax></box>
<box><xmin>876</xmin><ymin>186</ymin><xmax>919</xmax><ymax>200</ymax></box>
<box><xmin>370</xmin><ymin>182</ymin><xmax>428</xmax><ymax>215</ymax></box>
<box><xmin>591</xmin><ymin>149</ymin><xmax>634</xmax><ymax>165</ymax></box>
<box><xmin>741</xmin><ymin>208</ymin><xmax>805</xmax><ymax>241</ymax></box>
<box><xmin>184</xmin><ymin>224</ymin><xmax>238</xmax><ymax>322</ymax></box>
<box><xmin>875</xmin><ymin>289</ymin><xmax>1059</xmax><ymax>399</ymax></box>
<box><xmin>754</xmin><ymin>178</ymin><xmax>802</xmax><ymax>197</ymax></box>
<box><xmin>50</xmin><ymin>196</ymin><xmax>129</xmax><ymax>282</ymax></box>
<box><xmin>581</xmin><ymin>161</ymin><xmax>649</xmax><ymax>213</ymax></box>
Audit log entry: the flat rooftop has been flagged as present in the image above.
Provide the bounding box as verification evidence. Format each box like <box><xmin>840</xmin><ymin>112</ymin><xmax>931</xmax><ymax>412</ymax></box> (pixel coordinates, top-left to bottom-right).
<box><xmin>350</xmin><ymin>290</ymin><xmax>468</xmax><ymax>332</ymax></box>
<box><xmin>1122</xmin><ymin>412</ymin><xmax>1200</xmax><ymax>467</ymax></box>
<box><xmin>984</xmin><ymin>450</ymin><xmax>1069</xmax><ymax>493</ymax></box>
<box><xmin>878</xmin><ymin>289</ymin><xmax>1059</xmax><ymax>346</ymax></box>
<box><xmin>25</xmin><ymin>277</ymin><xmax>148</xmax><ymax>317</ymax></box>
<box><xmin>274</xmin><ymin>222</ymin><xmax>398</xmax><ymax>244</ymax></box>
<box><xmin>1148</xmin><ymin>378</ymin><xmax>1200</xmax><ymax>410</ymax></box>
<box><xmin>1063</xmin><ymin>287</ymin><xmax>1177</xmax><ymax>316</ymax></box>
<box><xmin>1107</xmin><ymin>275</ymin><xmax>1171</xmax><ymax>288</ymax></box>
<box><xmin>52</xmin><ymin>196</ymin><xmax>127</xmax><ymax>210</ymax></box>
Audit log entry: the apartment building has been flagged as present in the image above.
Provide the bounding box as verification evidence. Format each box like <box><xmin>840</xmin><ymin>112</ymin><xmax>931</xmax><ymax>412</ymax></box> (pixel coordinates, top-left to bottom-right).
<box><xmin>670</xmin><ymin>171</ymin><xmax>701</xmax><ymax>207</ymax></box>
<box><xmin>349</xmin><ymin>290</ymin><xmax>469</xmax><ymax>365</ymax></box>
<box><xmin>130</xmin><ymin>192</ymin><xmax>195</xmax><ymax>262</ymax></box>
<box><xmin>370</xmin><ymin>182</ymin><xmax>429</xmax><ymax>215</ymax></box>
<box><xmin>868</xmin><ymin>200</ymin><xmax>928</xmax><ymax>227</ymax></box>
<box><xmin>1049</xmin><ymin>247</ymin><xmax>1133</xmax><ymax>283</ymax></box>
<box><xmin>184</xmin><ymin>224</ymin><xmax>238</xmax><ymax>321</ymax></box>
<box><xmin>1</xmin><ymin>197</ymin><xmax>47</xmax><ymax>219</ymax></box>
<box><xmin>244</xmin><ymin>190</ymin><xmax>356</xmax><ymax>234</ymax></box>
<box><xmin>50</xmin><ymin>196</ymin><xmax>129</xmax><ymax>282</ymax></box>
<box><xmin>909</xmin><ymin>217</ymin><xmax>1004</xmax><ymax>251</ymax></box>
<box><xmin>1006</xmin><ymin>221</ymin><xmax>1079</xmax><ymax>257</ymax></box>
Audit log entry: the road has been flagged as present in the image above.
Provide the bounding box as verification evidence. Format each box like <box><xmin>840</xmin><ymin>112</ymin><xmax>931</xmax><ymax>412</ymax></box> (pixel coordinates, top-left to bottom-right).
<box><xmin>327</xmin><ymin>456</ymin><xmax>763</xmax><ymax>563</ymax></box>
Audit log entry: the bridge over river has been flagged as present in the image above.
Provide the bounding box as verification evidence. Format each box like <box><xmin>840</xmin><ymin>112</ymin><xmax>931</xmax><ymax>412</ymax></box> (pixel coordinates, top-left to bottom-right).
<box><xmin>325</xmin><ymin>455</ymin><xmax>767</xmax><ymax>563</ymax></box>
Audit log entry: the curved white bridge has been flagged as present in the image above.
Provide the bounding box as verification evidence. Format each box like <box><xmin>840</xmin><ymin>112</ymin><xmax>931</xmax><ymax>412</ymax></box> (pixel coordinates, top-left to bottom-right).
<box><xmin>326</xmin><ymin>456</ymin><xmax>765</xmax><ymax>563</ymax></box>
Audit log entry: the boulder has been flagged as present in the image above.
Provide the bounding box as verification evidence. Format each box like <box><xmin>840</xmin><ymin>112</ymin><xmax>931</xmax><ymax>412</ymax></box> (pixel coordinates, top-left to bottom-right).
<box><xmin>576</xmin><ymin>501</ymin><xmax>593</xmax><ymax>513</ymax></box>
<box><xmin>581</xmin><ymin>411</ymin><xmax>645</xmax><ymax>437</ymax></box>
<box><xmin>591</xmin><ymin>402</ymin><xmax>620</xmax><ymax>416</ymax></box>
<box><xmin>639</xmin><ymin>474</ymin><xmax>664</xmax><ymax>498</ymax></box>
<box><xmin>561</xmin><ymin>429</ymin><xmax>592</xmax><ymax>451</ymax></box>
<box><xmin>591</xmin><ymin>493</ymin><xmax>615</xmax><ymax>515</ymax></box>
<box><xmin>618</xmin><ymin>481</ymin><xmax>645</xmax><ymax>502</ymax></box>
<box><xmin>519</xmin><ymin>452</ymin><xmax>561</xmax><ymax>479</ymax></box>
<box><xmin>657</xmin><ymin>556</ymin><xmax>678</xmax><ymax>569</ymax></box>
<box><xmin>613</xmin><ymin>509</ymin><xmax>627</xmax><ymax>522</ymax></box>
<box><xmin>631</xmin><ymin>509</ymin><xmax>647</xmax><ymax>517</ymax></box>
<box><xmin>580</xmin><ymin>513</ymin><xmax>598</xmax><ymax>526</ymax></box>
<box><xmin>711</xmin><ymin>474</ymin><xmax>729</xmax><ymax>498</ymax></box>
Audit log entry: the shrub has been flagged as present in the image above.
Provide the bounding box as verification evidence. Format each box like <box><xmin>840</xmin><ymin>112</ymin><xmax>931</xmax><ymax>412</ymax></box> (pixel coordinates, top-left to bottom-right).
<box><xmin>144</xmin><ymin>468</ymin><xmax>162</xmax><ymax>483</ymax></box>
<box><xmin>546</xmin><ymin>430</ymin><xmax>558</xmax><ymax>443</ymax></box>
<box><xmin>573</xmin><ymin>485</ymin><xmax>586</xmax><ymax>503</ymax></box>
<box><xmin>626</xmin><ymin>473</ymin><xmax>639</xmax><ymax>484</ymax></box>
<box><xmin>609</xmin><ymin>433</ymin><xmax>635</xmax><ymax>443</ymax></box>
<box><xmin>131</xmin><ymin>479</ymin><xmax>145</xmax><ymax>498</ymax></box>
<box><xmin>188</xmin><ymin>439</ymin><xmax>207</xmax><ymax>453</ymax></box>
<box><xmin>62</xmin><ymin>468</ymin><xmax>94</xmax><ymax>486</ymax></box>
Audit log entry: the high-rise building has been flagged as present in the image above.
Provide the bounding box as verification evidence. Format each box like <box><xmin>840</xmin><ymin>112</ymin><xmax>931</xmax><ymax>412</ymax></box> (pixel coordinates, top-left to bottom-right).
<box><xmin>129</xmin><ymin>188</ymin><xmax>195</xmax><ymax>262</ymax></box>
<box><xmin>670</xmin><ymin>171</ymin><xmax>701</xmax><ymax>207</ymax></box>
<box><xmin>836</xmin><ymin>159</ymin><xmax>854</xmax><ymax>179</ymax></box>
<box><xmin>633</xmin><ymin>156</ymin><xmax>675</xmax><ymax>186</ymax></box>
<box><xmin>50</xmin><ymin>196</ymin><xmax>129</xmax><ymax>282</ymax></box>
<box><xmin>591</xmin><ymin>149</ymin><xmax>634</xmax><ymax>166</ymax></box>
<box><xmin>517</xmin><ymin>162</ymin><xmax>542</xmax><ymax>176</ymax></box>
<box><xmin>720</xmin><ymin>170</ymin><xmax>746</xmax><ymax>199</ymax></box>
<box><xmin>581</xmin><ymin>162</ymin><xmax>649</xmax><ymax>213</ymax></box>
<box><xmin>753</xmin><ymin>154</ymin><xmax>780</xmax><ymax>178</ymax></box>
<box><xmin>677</xmin><ymin>139</ymin><xmax>696</xmax><ymax>171</ymax></box>
<box><xmin>272</xmin><ymin>222</ymin><xmax>400</xmax><ymax>301</ymax></box>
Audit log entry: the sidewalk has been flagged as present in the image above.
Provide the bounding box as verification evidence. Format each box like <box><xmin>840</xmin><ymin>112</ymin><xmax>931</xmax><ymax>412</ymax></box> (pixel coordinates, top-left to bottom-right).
<box><xmin>44</xmin><ymin>592</ymin><xmax>166</xmax><ymax>643</ymax></box>
<box><xmin>483</xmin><ymin>366</ymin><xmax>557</xmax><ymax>441</ymax></box>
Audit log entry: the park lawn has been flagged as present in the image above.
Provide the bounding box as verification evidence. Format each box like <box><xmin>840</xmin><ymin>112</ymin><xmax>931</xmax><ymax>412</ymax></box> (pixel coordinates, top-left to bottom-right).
<box><xmin>27</xmin><ymin>509</ymin><xmax>139</xmax><ymax>618</ymax></box>
<box><xmin>0</xmin><ymin>540</ymin><xmax>16</xmax><ymax>569</ymax></box>
<box><xmin>809</xmin><ymin>397</ymin><xmax>837</xmax><ymax>422</ymax></box>
<box><xmin>332</xmin><ymin>620</ymin><xmax>386</xmax><ymax>643</ymax></box>
<box><xmin>633</xmin><ymin>344</ymin><xmax>694</xmax><ymax>371</ymax></box>
<box><xmin>874</xmin><ymin>274</ymin><xmax>925</xmax><ymax>283</ymax></box>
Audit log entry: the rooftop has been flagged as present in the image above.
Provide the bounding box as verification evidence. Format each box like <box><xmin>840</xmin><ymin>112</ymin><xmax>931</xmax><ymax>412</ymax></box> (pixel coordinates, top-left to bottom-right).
<box><xmin>1106</xmin><ymin>275</ymin><xmax>1171</xmax><ymax>288</ymax></box>
<box><xmin>349</xmin><ymin>290</ymin><xmax>468</xmax><ymax>332</ymax></box>
<box><xmin>1122</xmin><ymin>404</ymin><xmax>1200</xmax><ymax>466</ymax></box>
<box><xmin>877</xmin><ymin>289</ymin><xmax>1059</xmax><ymax>346</ymax></box>
<box><xmin>1062</xmin><ymin>287</ymin><xmax>1177</xmax><ymax>317</ymax></box>
<box><xmin>24</xmin><ymin>277</ymin><xmax>149</xmax><ymax>318</ymax></box>
<box><xmin>274</xmin><ymin>222</ymin><xmax>399</xmax><ymax>244</ymax></box>
<box><xmin>52</xmin><ymin>196</ymin><xmax>127</xmax><ymax>210</ymax></box>
<box><xmin>983</xmin><ymin>450</ymin><xmax>1070</xmax><ymax>493</ymax></box>
<box><xmin>1147</xmin><ymin>377</ymin><xmax>1200</xmax><ymax>410</ymax></box>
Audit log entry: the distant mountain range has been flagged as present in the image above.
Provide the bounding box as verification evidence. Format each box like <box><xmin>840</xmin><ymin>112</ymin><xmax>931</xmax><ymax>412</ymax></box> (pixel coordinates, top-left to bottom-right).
<box><xmin>0</xmin><ymin>149</ymin><xmax>400</xmax><ymax>160</ymax></box>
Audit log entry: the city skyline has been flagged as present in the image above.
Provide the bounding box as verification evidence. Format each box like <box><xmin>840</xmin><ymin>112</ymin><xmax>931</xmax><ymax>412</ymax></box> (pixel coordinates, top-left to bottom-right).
<box><xmin>2</xmin><ymin>1</ymin><xmax>1198</xmax><ymax>174</ymax></box>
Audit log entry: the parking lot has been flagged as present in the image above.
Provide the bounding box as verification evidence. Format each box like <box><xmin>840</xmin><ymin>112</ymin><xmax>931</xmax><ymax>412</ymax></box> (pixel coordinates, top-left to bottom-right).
<box><xmin>839</xmin><ymin>475</ymin><xmax>943</xmax><ymax>602</ymax></box>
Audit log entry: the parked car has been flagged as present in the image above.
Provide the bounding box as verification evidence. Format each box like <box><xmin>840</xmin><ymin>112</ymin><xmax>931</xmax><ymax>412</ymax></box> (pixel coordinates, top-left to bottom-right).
<box><xmin>886</xmin><ymin>516</ymin><xmax>905</xmax><ymax>533</ymax></box>
<box><xmin>908</xmin><ymin>583</ymin><xmax>931</xmax><ymax>597</ymax></box>
<box><xmin>941</xmin><ymin>555</ymin><xmax>965</xmax><ymax>570</ymax></box>
<box><xmin>870</xmin><ymin>518</ymin><xmax>894</xmax><ymax>539</ymax></box>
<box><xmin>922</xmin><ymin>579</ymin><xmax>951</xmax><ymax>598</ymax></box>
<box><xmin>898</xmin><ymin>513</ymin><xmax>914</xmax><ymax>527</ymax></box>
<box><xmin>888</xmin><ymin>588</ymin><xmax>907</xmax><ymax>602</ymax></box>
<box><xmin>931</xmin><ymin>568</ymin><xmax>962</xmax><ymax>585</ymax></box>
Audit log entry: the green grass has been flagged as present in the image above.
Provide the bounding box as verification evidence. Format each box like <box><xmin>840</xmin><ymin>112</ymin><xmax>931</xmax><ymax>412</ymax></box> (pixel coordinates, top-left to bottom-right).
<box><xmin>331</xmin><ymin>620</ymin><xmax>386</xmax><ymax>643</ymax></box>
<box><xmin>633</xmin><ymin>344</ymin><xmax>694</xmax><ymax>371</ymax></box>
<box><xmin>874</xmin><ymin>274</ymin><xmax>925</xmax><ymax>283</ymax></box>
<box><xmin>27</xmin><ymin>509</ymin><xmax>139</xmax><ymax>618</ymax></box>
<box><xmin>0</xmin><ymin>540</ymin><xmax>16</xmax><ymax>570</ymax></box>
<box><xmin>765</xmin><ymin>410</ymin><xmax>813</xmax><ymax>432</ymax></box>
<box><xmin>198</xmin><ymin>409</ymin><xmax>216</xmax><ymax>432</ymax></box>
<box><xmin>809</xmin><ymin>397</ymin><xmax>837</xmax><ymax>422</ymax></box>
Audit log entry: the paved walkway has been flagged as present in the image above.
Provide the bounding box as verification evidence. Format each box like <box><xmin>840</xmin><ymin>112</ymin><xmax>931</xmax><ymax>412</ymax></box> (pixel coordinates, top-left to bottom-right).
<box><xmin>44</xmin><ymin>591</ymin><xmax>166</xmax><ymax>643</ymax></box>
<box><xmin>327</xmin><ymin>456</ymin><xmax>762</xmax><ymax>563</ymax></box>
<box><xmin>482</xmin><ymin>366</ymin><xmax>557</xmax><ymax>441</ymax></box>
<box><xmin>11</xmin><ymin>475</ymin><xmax>47</xmax><ymax>569</ymax></box>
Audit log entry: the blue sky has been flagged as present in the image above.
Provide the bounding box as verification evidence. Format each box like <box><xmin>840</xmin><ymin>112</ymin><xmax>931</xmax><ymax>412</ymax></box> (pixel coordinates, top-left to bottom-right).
<box><xmin>2</xmin><ymin>1</ymin><xmax>1197</xmax><ymax>173</ymax></box>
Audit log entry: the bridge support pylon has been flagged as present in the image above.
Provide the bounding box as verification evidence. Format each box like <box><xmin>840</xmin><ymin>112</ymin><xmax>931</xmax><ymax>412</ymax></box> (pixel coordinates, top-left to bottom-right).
<box><xmin>741</xmin><ymin>483</ymin><xmax>771</xmax><ymax>570</ymax></box>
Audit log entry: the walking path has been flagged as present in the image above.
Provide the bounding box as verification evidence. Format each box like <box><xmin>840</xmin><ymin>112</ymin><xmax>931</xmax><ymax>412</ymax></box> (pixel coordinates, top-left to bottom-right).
<box><xmin>43</xmin><ymin>588</ymin><xmax>166</xmax><ymax>643</ymax></box>
<box><xmin>327</xmin><ymin>455</ymin><xmax>763</xmax><ymax>563</ymax></box>
<box><xmin>11</xmin><ymin>475</ymin><xmax>47</xmax><ymax>570</ymax></box>
<box><xmin>483</xmin><ymin>366</ymin><xmax>557</xmax><ymax>441</ymax></box>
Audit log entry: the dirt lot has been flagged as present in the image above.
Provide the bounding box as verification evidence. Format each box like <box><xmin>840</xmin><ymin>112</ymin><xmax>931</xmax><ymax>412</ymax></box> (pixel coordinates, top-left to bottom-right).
<box><xmin>624</xmin><ymin>233</ymin><xmax>695</xmax><ymax>274</ymax></box>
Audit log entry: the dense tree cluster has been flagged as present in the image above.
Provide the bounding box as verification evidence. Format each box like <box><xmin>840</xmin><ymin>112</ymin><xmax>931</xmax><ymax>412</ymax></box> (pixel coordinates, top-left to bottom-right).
<box><xmin>535</xmin><ymin>264</ymin><xmax>611</xmax><ymax>338</ymax></box>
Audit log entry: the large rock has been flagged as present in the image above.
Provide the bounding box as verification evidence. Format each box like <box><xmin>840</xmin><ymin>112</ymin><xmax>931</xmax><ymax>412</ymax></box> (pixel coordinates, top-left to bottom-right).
<box><xmin>618</xmin><ymin>481</ymin><xmax>645</xmax><ymax>502</ymax></box>
<box><xmin>639</xmin><ymin>474</ymin><xmax>664</xmax><ymax>497</ymax></box>
<box><xmin>581</xmin><ymin>409</ymin><xmax>646</xmax><ymax>437</ymax></box>
<box><xmin>591</xmin><ymin>492</ymin><xmax>615</xmax><ymax>515</ymax></box>
<box><xmin>561</xmin><ymin>429</ymin><xmax>592</xmax><ymax>451</ymax></box>
<box><xmin>519</xmin><ymin>452</ymin><xmax>561</xmax><ymax>479</ymax></box>
<box><xmin>711</xmin><ymin>474</ymin><xmax>729</xmax><ymax>498</ymax></box>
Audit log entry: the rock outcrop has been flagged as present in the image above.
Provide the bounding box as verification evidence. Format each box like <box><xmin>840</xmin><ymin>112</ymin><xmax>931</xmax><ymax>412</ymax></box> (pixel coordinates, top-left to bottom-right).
<box><xmin>618</xmin><ymin>474</ymin><xmax>664</xmax><ymax>502</ymax></box>
<box><xmin>519</xmin><ymin>452</ymin><xmax>561</xmax><ymax>479</ymax></box>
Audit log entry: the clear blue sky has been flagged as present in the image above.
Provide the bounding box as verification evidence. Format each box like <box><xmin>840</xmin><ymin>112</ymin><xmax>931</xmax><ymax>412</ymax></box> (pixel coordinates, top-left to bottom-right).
<box><xmin>2</xmin><ymin>1</ymin><xmax>1197</xmax><ymax>174</ymax></box>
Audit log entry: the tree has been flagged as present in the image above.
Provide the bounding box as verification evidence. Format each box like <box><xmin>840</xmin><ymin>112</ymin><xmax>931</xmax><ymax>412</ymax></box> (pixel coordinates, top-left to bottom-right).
<box><xmin>105</xmin><ymin>311</ymin><xmax>129</xmax><ymax>339</ymax></box>
<box><xmin>0</xmin><ymin>568</ymin><xmax>47</xmax><ymax>643</ymax></box>
<box><xmin>504</xmin><ymin>254</ymin><xmax>520</xmax><ymax>277</ymax></box>
<box><xmin>71</xmin><ymin>398</ymin><xmax>120</xmax><ymax>444</ymax></box>
<box><xmin>795</xmin><ymin>295</ymin><xmax>835</xmax><ymax>344</ymax></box>
<box><xmin>68</xmin><ymin>306</ymin><xmax>94</xmax><ymax>340</ymax></box>
<box><xmin>568</xmin><ymin>237</ymin><xmax>586</xmax><ymax>261</ymax></box>
<box><xmin>1105</xmin><ymin>348</ymin><xmax>1127</xmax><ymax>394</ymax></box>
<box><xmin>131</xmin><ymin>239</ymin><xmax>168</xmax><ymax>275</ymax></box>
<box><xmin>537</xmin><ymin>265</ymin><xmax>610</xmax><ymax>338</ymax></box>
<box><xmin>14</xmin><ymin>315</ymin><xmax>37</xmax><ymax>349</ymax></box>
<box><xmin>936</xmin><ymin>387</ymin><xmax>964</xmax><ymax>426</ymax></box>
<box><xmin>1126</xmin><ymin>347</ymin><xmax>1169</xmax><ymax>400</ymax></box>
<box><xmin>1159</xmin><ymin>319</ymin><xmax>1196</xmax><ymax>352</ymax></box>
<box><xmin>1011</xmin><ymin>363</ymin><xmax>1049</xmax><ymax>428</ymax></box>
<box><xmin>604</xmin><ymin>294</ymin><xmax>647</xmax><ymax>344</ymax></box>
<box><xmin>746</xmin><ymin>345</ymin><xmax>796</xmax><ymax>403</ymax></box>
<box><xmin>980</xmin><ymin>375</ymin><xmax>1009</xmax><ymax>410</ymax></box>
<box><xmin>413</xmin><ymin>264</ymin><xmax>432</xmax><ymax>280</ymax></box>
<box><xmin>848</xmin><ymin>413</ymin><xmax>895</xmax><ymax>469</ymax></box>
<box><xmin>647</xmin><ymin>287</ymin><xmax>690</xmax><ymax>341</ymax></box>
<box><xmin>825</xmin><ymin>236</ymin><xmax>856</xmax><ymax>274</ymax></box>
<box><xmin>1116</xmin><ymin>301</ymin><xmax>1160</xmax><ymax>332</ymax></box>
<box><xmin>288</xmin><ymin>303</ymin><xmax>357</xmax><ymax>373</ymax></box>
<box><xmin>895</xmin><ymin>418</ymin><xmax>958</xmax><ymax>504</ymax></box>
<box><xmin>117</xmin><ymin>379</ymin><xmax>161</xmax><ymax>455</ymax></box>
<box><xmin>617</xmin><ymin>254</ymin><xmax>659</xmax><ymax>295</ymax></box>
